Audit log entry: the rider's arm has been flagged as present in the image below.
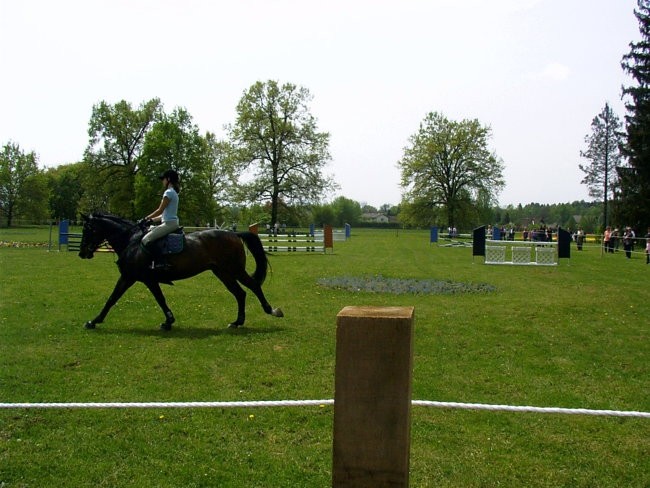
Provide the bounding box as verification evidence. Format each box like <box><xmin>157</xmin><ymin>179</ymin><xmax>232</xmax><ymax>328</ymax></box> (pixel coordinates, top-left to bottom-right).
<box><xmin>146</xmin><ymin>196</ymin><xmax>170</xmax><ymax>222</ymax></box>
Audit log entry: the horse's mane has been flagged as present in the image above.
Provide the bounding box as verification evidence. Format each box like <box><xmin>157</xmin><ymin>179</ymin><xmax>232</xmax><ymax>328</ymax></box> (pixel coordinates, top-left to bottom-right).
<box><xmin>91</xmin><ymin>212</ymin><xmax>136</xmax><ymax>226</ymax></box>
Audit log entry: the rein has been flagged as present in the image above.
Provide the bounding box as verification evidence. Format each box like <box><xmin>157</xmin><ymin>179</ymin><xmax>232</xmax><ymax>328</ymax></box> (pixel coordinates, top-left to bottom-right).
<box><xmin>87</xmin><ymin>216</ymin><xmax>143</xmax><ymax>253</ymax></box>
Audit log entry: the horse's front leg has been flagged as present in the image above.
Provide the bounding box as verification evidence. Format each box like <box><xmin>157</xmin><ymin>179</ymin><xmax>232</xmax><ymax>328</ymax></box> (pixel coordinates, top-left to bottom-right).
<box><xmin>143</xmin><ymin>281</ymin><xmax>175</xmax><ymax>330</ymax></box>
<box><xmin>85</xmin><ymin>276</ymin><xmax>135</xmax><ymax>329</ymax></box>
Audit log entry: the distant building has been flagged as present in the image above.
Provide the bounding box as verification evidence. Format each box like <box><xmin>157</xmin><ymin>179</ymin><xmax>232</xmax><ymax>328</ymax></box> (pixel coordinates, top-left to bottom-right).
<box><xmin>361</xmin><ymin>212</ymin><xmax>389</xmax><ymax>224</ymax></box>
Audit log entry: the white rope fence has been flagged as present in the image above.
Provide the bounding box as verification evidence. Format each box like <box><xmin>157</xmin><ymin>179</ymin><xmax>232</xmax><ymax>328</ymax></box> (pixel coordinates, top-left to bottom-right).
<box><xmin>412</xmin><ymin>400</ymin><xmax>650</xmax><ymax>418</ymax></box>
<box><xmin>1</xmin><ymin>399</ymin><xmax>649</xmax><ymax>418</ymax></box>
<box><xmin>0</xmin><ymin>400</ymin><xmax>331</xmax><ymax>409</ymax></box>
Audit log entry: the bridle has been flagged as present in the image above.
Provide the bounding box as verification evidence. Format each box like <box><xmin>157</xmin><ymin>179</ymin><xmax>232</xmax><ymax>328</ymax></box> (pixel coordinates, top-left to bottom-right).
<box><xmin>81</xmin><ymin>216</ymin><xmax>145</xmax><ymax>254</ymax></box>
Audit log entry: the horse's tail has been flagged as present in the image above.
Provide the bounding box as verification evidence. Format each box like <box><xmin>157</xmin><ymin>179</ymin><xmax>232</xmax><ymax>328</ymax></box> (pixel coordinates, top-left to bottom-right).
<box><xmin>237</xmin><ymin>232</ymin><xmax>268</xmax><ymax>285</ymax></box>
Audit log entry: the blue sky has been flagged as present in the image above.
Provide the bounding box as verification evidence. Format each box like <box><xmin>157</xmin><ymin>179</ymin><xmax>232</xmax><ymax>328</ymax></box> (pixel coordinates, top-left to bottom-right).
<box><xmin>0</xmin><ymin>0</ymin><xmax>640</xmax><ymax>207</ymax></box>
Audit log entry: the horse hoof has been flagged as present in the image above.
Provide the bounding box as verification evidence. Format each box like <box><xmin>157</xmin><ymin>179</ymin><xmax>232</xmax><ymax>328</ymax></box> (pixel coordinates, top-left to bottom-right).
<box><xmin>160</xmin><ymin>311</ymin><xmax>175</xmax><ymax>330</ymax></box>
<box><xmin>272</xmin><ymin>308</ymin><xmax>284</xmax><ymax>318</ymax></box>
<box><xmin>228</xmin><ymin>322</ymin><xmax>242</xmax><ymax>329</ymax></box>
<box><xmin>85</xmin><ymin>321</ymin><xmax>96</xmax><ymax>329</ymax></box>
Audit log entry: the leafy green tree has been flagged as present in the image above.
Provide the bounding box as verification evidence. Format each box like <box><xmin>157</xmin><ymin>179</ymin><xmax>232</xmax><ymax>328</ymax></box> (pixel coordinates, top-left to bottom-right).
<box><xmin>228</xmin><ymin>80</ymin><xmax>337</xmax><ymax>226</ymax></box>
<box><xmin>84</xmin><ymin>98</ymin><xmax>162</xmax><ymax>217</ymax></box>
<box><xmin>137</xmin><ymin>108</ymin><xmax>215</xmax><ymax>225</ymax></box>
<box><xmin>331</xmin><ymin>196</ymin><xmax>362</xmax><ymax>226</ymax></box>
<box><xmin>379</xmin><ymin>204</ymin><xmax>392</xmax><ymax>217</ymax></box>
<box><xmin>77</xmin><ymin>164</ymin><xmax>111</xmax><ymax>215</ymax></box>
<box><xmin>204</xmin><ymin>132</ymin><xmax>240</xmax><ymax>224</ymax></box>
<box><xmin>21</xmin><ymin>172</ymin><xmax>49</xmax><ymax>224</ymax></box>
<box><xmin>579</xmin><ymin>211</ymin><xmax>600</xmax><ymax>234</ymax></box>
<box><xmin>0</xmin><ymin>142</ymin><xmax>48</xmax><ymax>226</ymax></box>
<box><xmin>204</xmin><ymin>133</ymin><xmax>236</xmax><ymax>201</ymax></box>
<box><xmin>471</xmin><ymin>189</ymin><xmax>495</xmax><ymax>228</ymax></box>
<box><xmin>239</xmin><ymin>203</ymin><xmax>270</xmax><ymax>229</ymax></box>
<box><xmin>268</xmin><ymin>199</ymin><xmax>313</xmax><ymax>227</ymax></box>
<box><xmin>578</xmin><ymin>103</ymin><xmax>624</xmax><ymax>227</ymax></box>
<box><xmin>492</xmin><ymin>200</ymin><xmax>601</xmax><ymax>233</ymax></box>
<box><xmin>620</xmin><ymin>0</ymin><xmax>650</xmax><ymax>229</ymax></box>
<box><xmin>399</xmin><ymin>112</ymin><xmax>505</xmax><ymax>228</ymax></box>
<box><xmin>46</xmin><ymin>162</ymin><xmax>86</xmax><ymax>221</ymax></box>
<box><xmin>398</xmin><ymin>201</ymin><xmax>436</xmax><ymax>228</ymax></box>
<box><xmin>565</xmin><ymin>215</ymin><xmax>578</xmax><ymax>231</ymax></box>
<box><xmin>310</xmin><ymin>203</ymin><xmax>336</xmax><ymax>226</ymax></box>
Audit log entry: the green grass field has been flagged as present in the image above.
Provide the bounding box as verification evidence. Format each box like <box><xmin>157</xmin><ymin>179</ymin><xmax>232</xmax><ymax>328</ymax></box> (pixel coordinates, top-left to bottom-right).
<box><xmin>1</xmin><ymin>228</ymin><xmax>648</xmax><ymax>487</ymax></box>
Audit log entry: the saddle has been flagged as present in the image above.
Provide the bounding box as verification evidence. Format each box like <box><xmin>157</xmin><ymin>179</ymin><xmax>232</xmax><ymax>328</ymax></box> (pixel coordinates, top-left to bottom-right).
<box><xmin>148</xmin><ymin>228</ymin><xmax>185</xmax><ymax>257</ymax></box>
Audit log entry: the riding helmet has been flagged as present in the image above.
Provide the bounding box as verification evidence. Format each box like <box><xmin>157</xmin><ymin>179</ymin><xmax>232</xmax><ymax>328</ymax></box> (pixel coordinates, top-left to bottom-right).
<box><xmin>159</xmin><ymin>169</ymin><xmax>179</xmax><ymax>184</ymax></box>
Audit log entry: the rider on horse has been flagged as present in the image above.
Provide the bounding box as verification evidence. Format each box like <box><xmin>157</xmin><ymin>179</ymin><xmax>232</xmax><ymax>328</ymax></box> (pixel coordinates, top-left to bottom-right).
<box><xmin>140</xmin><ymin>169</ymin><xmax>180</xmax><ymax>269</ymax></box>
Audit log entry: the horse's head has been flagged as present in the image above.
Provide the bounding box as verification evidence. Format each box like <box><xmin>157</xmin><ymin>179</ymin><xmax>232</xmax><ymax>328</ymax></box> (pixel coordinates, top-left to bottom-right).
<box><xmin>78</xmin><ymin>214</ymin><xmax>106</xmax><ymax>259</ymax></box>
<box><xmin>79</xmin><ymin>213</ymin><xmax>139</xmax><ymax>258</ymax></box>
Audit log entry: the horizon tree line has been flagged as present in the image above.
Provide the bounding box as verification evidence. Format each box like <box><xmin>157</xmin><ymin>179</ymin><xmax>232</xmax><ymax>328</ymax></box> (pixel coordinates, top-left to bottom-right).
<box><xmin>2</xmin><ymin>0</ymin><xmax>650</xmax><ymax>232</ymax></box>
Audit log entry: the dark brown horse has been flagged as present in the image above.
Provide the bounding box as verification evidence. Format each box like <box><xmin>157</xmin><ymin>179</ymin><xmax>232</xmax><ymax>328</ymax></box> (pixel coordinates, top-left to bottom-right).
<box><xmin>78</xmin><ymin>213</ymin><xmax>283</xmax><ymax>330</ymax></box>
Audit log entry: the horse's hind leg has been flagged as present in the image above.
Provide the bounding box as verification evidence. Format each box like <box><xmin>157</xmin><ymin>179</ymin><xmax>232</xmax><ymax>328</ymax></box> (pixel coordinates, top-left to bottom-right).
<box><xmin>237</xmin><ymin>273</ymin><xmax>284</xmax><ymax>319</ymax></box>
<box><xmin>212</xmin><ymin>270</ymin><xmax>247</xmax><ymax>328</ymax></box>
<box><xmin>143</xmin><ymin>281</ymin><xmax>175</xmax><ymax>330</ymax></box>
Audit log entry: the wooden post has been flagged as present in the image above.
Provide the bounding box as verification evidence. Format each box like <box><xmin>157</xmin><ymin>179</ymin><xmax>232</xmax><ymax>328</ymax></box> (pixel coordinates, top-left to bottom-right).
<box><xmin>324</xmin><ymin>224</ymin><xmax>334</xmax><ymax>252</ymax></box>
<box><xmin>333</xmin><ymin>306</ymin><xmax>415</xmax><ymax>488</ymax></box>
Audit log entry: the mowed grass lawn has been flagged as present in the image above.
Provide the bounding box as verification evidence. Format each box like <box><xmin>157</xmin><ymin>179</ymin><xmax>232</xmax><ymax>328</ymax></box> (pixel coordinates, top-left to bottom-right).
<box><xmin>1</xmin><ymin>228</ymin><xmax>648</xmax><ymax>487</ymax></box>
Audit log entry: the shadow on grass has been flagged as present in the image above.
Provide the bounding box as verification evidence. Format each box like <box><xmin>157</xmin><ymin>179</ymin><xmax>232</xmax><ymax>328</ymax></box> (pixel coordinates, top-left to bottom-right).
<box><xmin>89</xmin><ymin>325</ymin><xmax>287</xmax><ymax>339</ymax></box>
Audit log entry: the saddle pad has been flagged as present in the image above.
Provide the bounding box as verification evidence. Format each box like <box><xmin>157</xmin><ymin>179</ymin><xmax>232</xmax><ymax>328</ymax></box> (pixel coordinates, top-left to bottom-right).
<box><xmin>163</xmin><ymin>233</ymin><xmax>184</xmax><ymax>255</ymax></box>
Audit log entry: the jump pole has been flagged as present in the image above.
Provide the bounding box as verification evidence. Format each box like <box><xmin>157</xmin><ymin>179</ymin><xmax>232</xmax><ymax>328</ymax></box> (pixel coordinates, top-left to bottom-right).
<box><xmin>333</xmin><ymin>306</ymin><xmax>415</xmax><ymax>487</ymax></box>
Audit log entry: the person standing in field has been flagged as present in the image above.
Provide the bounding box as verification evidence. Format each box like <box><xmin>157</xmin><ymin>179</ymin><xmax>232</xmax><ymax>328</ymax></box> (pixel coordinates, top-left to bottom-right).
<box><xmin>603</xmin><ymin>226</ymin><xmax>612</xmax><ymax>253</ymax></box>
<box><xmin>623</xmin><ymin>226</ymin><xmax>635</xmax><ymax>259</ymax></box>
<box><xmin>576</xmin><ymin>228</ymin><xmax>585</xmax><ymax>251</ymax></box>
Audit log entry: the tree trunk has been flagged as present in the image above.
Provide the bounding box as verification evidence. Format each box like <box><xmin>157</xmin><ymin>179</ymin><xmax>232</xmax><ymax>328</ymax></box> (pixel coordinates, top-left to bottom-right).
<box><xmin>447</xmin><ymin>205</ymin><xmax>454</xmax><ymax>230</ymax></box>
<box><xmin>5</xmin><ymin>203</ymin><xmax>14</xmax><ymax>227</ymax></box>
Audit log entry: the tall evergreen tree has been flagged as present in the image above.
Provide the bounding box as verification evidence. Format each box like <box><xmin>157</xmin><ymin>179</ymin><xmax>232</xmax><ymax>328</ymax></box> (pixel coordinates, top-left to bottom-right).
<box><xmin>578</xmin><ymin>103</ymin><xmax>624</xmax><ymax>228</ymax></box>
<box><xmin>620</xmin><ymin>0</ymin><xmax>650</xmax><ymax>229</ymax></box>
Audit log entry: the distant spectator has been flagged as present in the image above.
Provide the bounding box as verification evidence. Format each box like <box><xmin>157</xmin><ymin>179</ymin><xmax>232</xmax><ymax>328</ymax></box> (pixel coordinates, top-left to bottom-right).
<box><xmin>623</xmin><ymin>226</ymin><xmax>635</xmax><ymax>259</ymax></box>
<box><xmin>603</xmin><ymin>226</ymin><xmax>612</xmax><ymax>253</ymax></box>
<box><xmin>575</xmin><ymin>227</ymin><xmax>585</xmax><ymax>251</ymax></box>
<box><xmin>612</xmin><ymin>228</ymin><xmax>620</xmax><ymax>252</ymax></box>
<box><xmin>645</xmin><ymin>227</ymin><xmax>650</xmax><ymax>264</ymax></box>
